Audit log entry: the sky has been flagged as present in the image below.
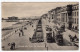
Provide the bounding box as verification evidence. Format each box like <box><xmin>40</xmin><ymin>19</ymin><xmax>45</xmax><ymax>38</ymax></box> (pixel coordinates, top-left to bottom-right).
<box><xmin>2</xmin><ymin>2</ymin><xmax>78</xmax><ymax>18</ymax></box>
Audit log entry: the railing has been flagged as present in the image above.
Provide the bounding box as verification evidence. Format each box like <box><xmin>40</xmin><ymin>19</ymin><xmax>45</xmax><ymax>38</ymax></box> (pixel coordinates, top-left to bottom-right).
<box><xmin>2</xmin><ymin>27</ymin><xmax>20</xmax><ymax>41</ymax></box>
<box><xmin>2</xmin><ymin>23</ymin><xmax>26</xmax><ymax>41</ymax></box>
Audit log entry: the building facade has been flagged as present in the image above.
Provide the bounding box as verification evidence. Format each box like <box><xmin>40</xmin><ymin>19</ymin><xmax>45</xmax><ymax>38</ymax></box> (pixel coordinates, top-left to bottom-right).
<box><xmin>57</xmin><ymin>5</ymin><xmax>73</xmax><ymax>30</ymax></box>
<box><xmin>6</xmin><ymin>16</ymin><xmax>19</xmax><ymax>22</ymax></box>
<box><xmin>72</xmin><ymin>4</ymin><xmax>79</xmax><ymax>30</ymax></box>
<box><xmin>45</xmin><ymin>3</ymin><xmax>79</xmax><ymax>30</ymax></box>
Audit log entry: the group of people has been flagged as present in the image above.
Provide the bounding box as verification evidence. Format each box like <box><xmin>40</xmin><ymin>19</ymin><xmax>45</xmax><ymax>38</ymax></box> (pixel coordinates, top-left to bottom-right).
<box><xmin>7</xmin><ymin>42</ymin><xmax>16</xmax><ymax>50</ymax></box>
<box><xmin>9</xmin><ymin>21</ymin><xmax>35</xmax><ymax>50</ymax></box>
<box><xmin>69</xmin><ymin>34</ymin><xmax>78</xmax><ymax>42</ymax></box>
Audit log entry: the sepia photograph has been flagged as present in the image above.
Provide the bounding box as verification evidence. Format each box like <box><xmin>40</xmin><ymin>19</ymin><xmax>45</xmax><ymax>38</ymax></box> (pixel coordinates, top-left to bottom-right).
<box><xmin>1</xmin><ymin>2</ymin><xmax>79</xmax><ymax>50</ymax></box>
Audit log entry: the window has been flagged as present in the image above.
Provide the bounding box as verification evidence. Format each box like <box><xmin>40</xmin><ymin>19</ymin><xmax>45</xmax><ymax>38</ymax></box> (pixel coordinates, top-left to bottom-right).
<box><xmin>75</xmin><ymin>18</ymin><xmax>76</xmax><ymax>24</ymax></box>
<box><xmin>74</xmin><ymin>18</ymin><xmax>75</xmax><ymax>23</ymax></box>
<box><xmin>66</xmin><ymin>13</ymin><xmax>67</xmax><ymax>22</ymax></box>
<box><xmin>77</xmin><ymin>12</ymin><xmax>78</xmax><ymax>16</ymax></box>
<box><xmin>77</xmin><ymin>18</ymin><xmax>78</xmax><ymax>24</ymax></box>
<box><xmin>73</xmin><ymin>7</ymin><xmax>75</xmax><ymax>10</ymax></box>
<box><xmin>73</xmin><ymin>12</ymin><xmax>75</xmax><ymax>16</ymax></box>
<box><xmin>72</xmin><ymin>7</ymin><xmax>74</xmax><ymax>10</ymax></box>
<box><xmin>72</xmin><ymin>12</ymin><xmax>74</xmax><ymax>16</ymax></box>
<box><xmin>77</xmin><ymin>6</ymin><xmax>78</xmax><ymax>9</ymax></box>
<box><xmin>75</xmin><ymin>12</ymin><xmax>76</xmax><ymax>16</ymax></box>
<box><xmin>75</xmin><ymin>6</ymin><xmax>76</xmax><ymax>9</ymax></box>
<box><xmin>76</xmin><ymin>6</ymin><xmax>78</xmax><ymax>9</ymax></box>
<box><xmin>75</xmin><ymin>7</ymin><xmax>76</xmax><ymax>9</ymax></box>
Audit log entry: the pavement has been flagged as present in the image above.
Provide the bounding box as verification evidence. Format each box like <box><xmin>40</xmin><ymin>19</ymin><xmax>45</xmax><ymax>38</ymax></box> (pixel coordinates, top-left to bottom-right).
<box><xmin>2</xmin><ymin>18</ymin><xmax>79</xmax><ymax>50</ymax></box>
<box><xmin>2</xmin><ymin>20</ymin><xmax>46</xmax><ymax>50</ymax></box>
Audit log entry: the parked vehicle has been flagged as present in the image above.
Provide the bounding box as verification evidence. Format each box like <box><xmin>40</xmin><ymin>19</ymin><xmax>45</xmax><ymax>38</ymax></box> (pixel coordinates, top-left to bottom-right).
<box><xmin>46</xmin><ymin>33</ymin><xmax>53</xmax><ymax>43</ymax></box>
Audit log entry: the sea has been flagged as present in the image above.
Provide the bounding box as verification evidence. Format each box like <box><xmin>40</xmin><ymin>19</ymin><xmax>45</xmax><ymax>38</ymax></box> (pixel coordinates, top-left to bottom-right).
<box><xmin>2</xmin><ymin>21</ymin><xmax>17</xmax><ymax>28</ymax></box>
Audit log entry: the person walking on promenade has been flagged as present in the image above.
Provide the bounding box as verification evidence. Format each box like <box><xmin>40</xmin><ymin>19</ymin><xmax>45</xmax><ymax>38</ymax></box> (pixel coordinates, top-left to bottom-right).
<box><xmin>19</xmin><ymin>28</ymin><xmax>24</xmax><ymax>36</ymax></box>
<box><xmin>10</xmin><ymin>42</ymin><xmax>15</xmax><ymax>50</ymax></box>
<box><xmin>15</xmin><ymin>30</ymin><xmax>16</xmax><ymax>33</ymax></box>
<box><xmin>32</xmin><ymin>25</ymin><xmax>33</xmax><ymax>27</ymax></box>
<box><xmin>19</xmin><ymin>32</ymin><xmax>21</xmax><ymax>37</ymax></box>
<box><xmin>10</xmin><ymin>44</ymin><xmax>13</xmax><ymax>50</ymax></box>
<box><xmin>20</xmin><ymin>28</ymin><xmax>24</xmax><ymax>36</ymax></box>
<box><xmin>69</xmin><ymin>35</ymin><xmax>74</xmax><ymax>42</ymax></box>
<box><xmin>45</xmin><ymin>43</ymin><xmax>46</xmax><ymax>48</ymax></box>
<box><xmin>73</xmin><ymin>34</ymin><xmax>78</xmax><ymax>41</ymax></box>
<box><xmin>34</xmin><ymin>29</ymin><xmax>35</xmax><ymax>31</ymax></box>
<box><xmin>47</xmin><ymin>47</ymin><xmax>48</xmax><ymax>51</ymax></box>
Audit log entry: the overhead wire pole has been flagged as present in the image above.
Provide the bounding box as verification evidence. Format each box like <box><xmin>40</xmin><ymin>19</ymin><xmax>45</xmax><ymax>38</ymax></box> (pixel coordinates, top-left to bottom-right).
<box><xmin>42</xmin><ymin>16</ymin><xmax>49</xmax><ymax>50</ymax></box>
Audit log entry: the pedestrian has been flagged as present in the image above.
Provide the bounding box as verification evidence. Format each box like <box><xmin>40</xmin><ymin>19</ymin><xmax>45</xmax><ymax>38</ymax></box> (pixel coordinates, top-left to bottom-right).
<box><xmin>20</xmin><ymin>29</ymin><xmax>24</xmax><ymax>36</ymax></box>
<box><xmin>10</xmin><ymin>43</ymin><xmax>14</xmax><ymax>50</ymax></box>
<box><xmin>74</xmin><ymin>35</ymin><xmax>78</xmax><ymax>41</ymax></box>
<box><xmin>10</xmin><ymin>42</ymin><xmax>15</xmax><ymax>50</ymax></box>
<box><xmin>69</xmin><ymin>35</ymin><xmax>73</xmax><ymax>42</ymax></box>
<box><xmin>12</xmin><ymin>42</ymin><xmax>15</xmax><ymax>50</ymax></box>
<box><xmin>19</xmin><ymin>32</ymin><xmax>21</xmax><ymax>37</ymax></box>
<box><xmin>32</xmin><ymin>25</ymin><xmax>33</xmax><ymax>27</ymax></box>
<box><xmin>15</xmin><ymin>30</ymin><xmax>16</xmax><ymax>33</ymax></box>
<box><xmin>21</xmin><ymin>30</ymin><xmax>24</xmax><ymax>36</ymax></box>
<box><xmin>34</xmin><ymin>29</ymin><xmax>35</xmax><ymax>31</ymax></box>
<box><xmin>74</xmin><ymin>35</ymin><xmax>77</xmax><ymax>39</ymax></box>
<box><xmin>2</xmin><ymin>46</ymin><xmax>5</xmax><ymax>50</ymax></box>
<box><xmin>8</xmin><ymin>43</ymin><xmax>10</xmax><ymax>46</ymax></box>
<box><xmin>47</xmin><ymin>47</ymin><xmax>48</xmax><ymax>51</ymax></box>
<box><xmin>45</xmin><ymin>43</ymin><xmax>46</xmax><ymax>48</ymax></box>
<box><xmin>70</xmin><ymin>35</ymin><xmax>74</xmax><ymax>42</ymax></box>
<box><xmin>29</xmin><ymin>37</ymin><xmax>31</xmax><ymax>41</ymax></box>
<box><xmin>72</xmin><ymin>38</ymin><xmax>74</xmax><ymax>42</ymax></box>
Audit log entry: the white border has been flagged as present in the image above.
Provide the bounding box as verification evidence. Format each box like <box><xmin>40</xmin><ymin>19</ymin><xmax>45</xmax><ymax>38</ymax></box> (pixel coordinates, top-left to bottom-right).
<box><xmin>1</xmin><ymin>0</ymin><xmax>79</xmax><ymax>2</ymax></box>
<box><xmin>0</xmin><ymin>0</ymin><xmax>80</xmax><ymax>52</ymax></box>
